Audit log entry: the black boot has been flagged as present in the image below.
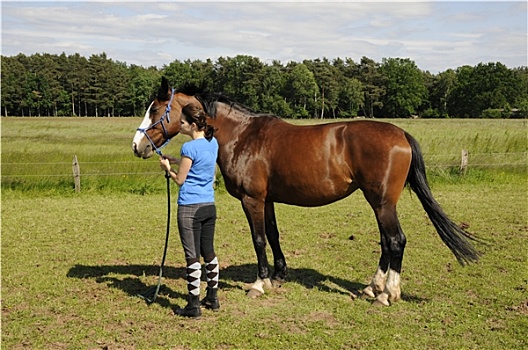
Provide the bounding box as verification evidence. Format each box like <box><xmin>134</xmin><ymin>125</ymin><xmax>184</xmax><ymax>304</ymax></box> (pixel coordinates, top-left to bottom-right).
<box><xmin>201</xmin><ymin>287</ymin><xmax>220</xmax><ymax>311</ymax></box>
<box><xmin>175</xmin><ymin>294</ymin><xmax>201</xmax><ymax>319</ymax></box>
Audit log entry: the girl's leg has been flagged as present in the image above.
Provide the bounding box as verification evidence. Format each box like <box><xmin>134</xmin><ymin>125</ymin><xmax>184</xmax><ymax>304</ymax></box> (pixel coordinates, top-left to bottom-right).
<box><xmin>199</xmin><ymin>205</ymin><xmax>220</xmax><ymax>310</ymax></box>
<box><xmin>176</xmin><ymin>205</ymin><xmax>203</xmax><ymax>318</ymax></box>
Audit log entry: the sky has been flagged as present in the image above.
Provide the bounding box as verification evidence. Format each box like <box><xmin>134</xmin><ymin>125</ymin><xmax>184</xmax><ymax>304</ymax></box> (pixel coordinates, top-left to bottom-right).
<box><xmin>1</xmin><ymin>1</ymin><xmax>526</xmax><ymax>74</ymax></box>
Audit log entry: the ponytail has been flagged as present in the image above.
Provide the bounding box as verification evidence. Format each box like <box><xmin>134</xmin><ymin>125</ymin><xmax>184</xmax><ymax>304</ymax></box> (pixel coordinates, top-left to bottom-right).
<box><xmin>204</xmin><ymin>124</ymin><xmax>215</xmax><ymax>141</ymax></box>
<box><xmin>182</xmin><ymin>104</ymin><xmax>216</xmax><ymax>141</ymax></box>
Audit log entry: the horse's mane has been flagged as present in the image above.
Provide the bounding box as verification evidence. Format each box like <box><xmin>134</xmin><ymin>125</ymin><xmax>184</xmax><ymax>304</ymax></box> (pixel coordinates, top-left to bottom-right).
<box><xmin>175</xmin><ymin>82</ymin><xmax>278</xmax><ymax>120</ymax></box>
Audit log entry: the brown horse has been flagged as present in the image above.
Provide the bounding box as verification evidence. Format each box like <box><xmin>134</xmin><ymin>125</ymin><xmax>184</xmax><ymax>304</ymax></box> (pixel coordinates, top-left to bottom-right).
<box><xmin>132</xmin><ymin>77</ymin><xmax>479</xmax><ymax>306</ymax></box>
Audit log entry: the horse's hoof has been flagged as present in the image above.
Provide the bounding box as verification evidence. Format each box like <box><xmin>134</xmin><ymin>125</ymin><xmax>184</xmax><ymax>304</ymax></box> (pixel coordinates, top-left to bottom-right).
<box><xmin>360</xmin><ymin>293</ymin><xmax>372</xmax><ymax>300</ymax></box>
<box><xmin>372</xmin><ymin>299</ymin><xmax>390</xmax><ymax>307</ymax></box>
<box><xmin>247</xmin><ymin>288</ymin><xmax>263</xmax><ymax>299</ymax></box>
<box><xmin>361</xmin><ymin>289</ymin><xmax>376</xmax><ymax>300</ymax></box>
<box><xmin>361</xmin><ymin>286</ymin><xmax>376</xmax><ymax>299</ymax></box>
<box><xmin>271</xmin><ymin>278</ymin><xmax>284</xmax><ymax>288</ymax></box>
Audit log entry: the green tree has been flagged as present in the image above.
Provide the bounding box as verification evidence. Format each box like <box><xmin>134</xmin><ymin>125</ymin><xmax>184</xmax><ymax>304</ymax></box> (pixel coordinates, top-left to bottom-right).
<box><xmin>334</xmin><ymin>58</ymin><xmax>363</xmax><ymax>117</ymax></box>
<box><xmin>447</xmin><ymin>65</ymin><xmax>474</xmax><ymax>118</ymax></box>
<box><xmin>380</xmin><ymin>57</ymin><xmax>427</xmax><ymax>118</ymax></box>
<box><xmin>304</xmin><ymin>58</ymin><xmax>340</xmax><ymax>118</ymax></box>
<box><xmin>427</xmin><ymin>69</ymin><xmax>456</xmax><ymax>118</ymax></box>
<box><xmin>21</xmin><ymin>70</ymin><xmax>39</xmax><ymax>117</ymax></box>
<box><xmin>87</xmin><ymin>53</ymin><xmax>117</xmax><ymax>117</ymax></box>
<box><xmin>338</xmin><ymin>77</ymin><xmax>363</xmax><ymax>117</ymax></box>
<box><xmin>41</xmin><ymin>53</ymin><xmax>68</xmax><ymax>116</ymax></box>
<box><xmin>358</xmin><ymin>56</ymin><xmax>385</xmax><ymax>118</ymax></box>
<box><xmin>162</xmin><ymin>59</ymin><xmax>195</xmax><ymax>89</ymax></box>
<box><xmin>109</xmin><ymin>60</ymin><xmax>131</xmax><ymax>116</ymax></box>
<box><xmin>1</xmin><ymin>55</ymin><xmax>25</xmax><ymax>116</ymax></box>
<box><xmin>449</xmin><ymin>62</ymin><xmax>524</xmax><ymax>118</ymax></box>
<box><xmin>284</xmin><ymin>62</ymin><xmax>319</xmax><ymax>118</ymax></box>
<box><xmin>260</xmin><ymin>61</ymin><xmax>292</xmax><ymax>117</ymax></box>
<box><xmin>129</xmin><ymin>65</ymin><xmax>160</xmax><ymax>116</ymax></box>
<box><xmin>1</xmin><ymin>51</ymin><xmax>525</xmax><ymax>119</ymax></box>
<box><xmin>512</xmin><ymin>66</ymin><xmax>528</xmax><ymax>118</ymax></box>
<box><xmin>212</xmin><ymin>55</ymin><xmax>265</xmax><ymax>111</ymax></box>
<box><xmin>65</xmin><ymin>53</ymin><xmax>90</xmax><ymax>116</ymax></box>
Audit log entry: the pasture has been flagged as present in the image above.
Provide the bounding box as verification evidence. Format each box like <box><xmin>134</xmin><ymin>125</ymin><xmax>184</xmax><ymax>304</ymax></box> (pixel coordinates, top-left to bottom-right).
<box><xmin>1</xmin><ymin>117</ymin><xmax>527</xmax><ymax>349</ymax></box>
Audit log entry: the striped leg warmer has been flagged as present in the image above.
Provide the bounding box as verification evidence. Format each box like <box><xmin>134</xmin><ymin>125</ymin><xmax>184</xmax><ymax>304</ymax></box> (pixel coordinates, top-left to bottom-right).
<box><xmin>205</xmin><ymin>256</ymin><xmax>219</xmax><ymax>289</ymax></box>
<box><xmin>186</xmin><ymin>262</ymin><xmax>202</xmax><ymax>296</ymax></box>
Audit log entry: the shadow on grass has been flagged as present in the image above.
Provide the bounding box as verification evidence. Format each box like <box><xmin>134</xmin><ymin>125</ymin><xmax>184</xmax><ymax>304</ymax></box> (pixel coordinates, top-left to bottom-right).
<box><xmin>67</xmin><ymin>263</ymin><xmax>427</xmax><ymax>307</ymax></box>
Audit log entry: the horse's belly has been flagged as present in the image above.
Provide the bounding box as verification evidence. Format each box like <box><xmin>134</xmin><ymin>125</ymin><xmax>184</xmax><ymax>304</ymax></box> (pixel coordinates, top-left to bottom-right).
<box><xmin>269</xmin><ymin>181</ymin><xmax>358</xmax><ymax>207</ymax></box>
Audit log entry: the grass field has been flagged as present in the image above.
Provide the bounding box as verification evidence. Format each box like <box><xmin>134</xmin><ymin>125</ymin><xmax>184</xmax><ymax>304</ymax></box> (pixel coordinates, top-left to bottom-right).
<box><xmin>1</xmin><ymin>118</ymin><xmax>527</xmax><ymax>349</ymax></box>
<box><xmin>1</xmin><ymin>118</ymin><xmax>526</xmax><ymax>194</ymax></box>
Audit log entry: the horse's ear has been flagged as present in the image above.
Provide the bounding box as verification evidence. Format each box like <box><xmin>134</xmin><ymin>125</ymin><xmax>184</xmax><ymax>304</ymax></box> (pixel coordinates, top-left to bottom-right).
<box><xmin>161</xmin><ymin>76</ymin><xmax>169</xmax><ymax>89</ymax></box>
<box><xmin>157</xmin><ymin>77</ymin><xmax>170</xmax><ymax>100</ymax></box>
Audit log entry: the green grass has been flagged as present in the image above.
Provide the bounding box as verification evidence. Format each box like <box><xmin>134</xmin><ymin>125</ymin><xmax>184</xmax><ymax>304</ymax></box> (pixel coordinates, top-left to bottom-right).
<box><xmin>1</xmin><ymin>117</ymin><xmax>173</xmax><ymax>195</ymax></box>
<box><xmin>1</xmin><ymin>118</ymin><xmax>526</xmax><ymax>194</ymax></box>
<box><xmin>2</xmin><ymin>185</ymin><xmax>527</xmax><ymax>349</ymax></box>
<box><xmin>1</xmin><ymin>117</ymin><xmax>527</xmax><ymax>349</ymax></box>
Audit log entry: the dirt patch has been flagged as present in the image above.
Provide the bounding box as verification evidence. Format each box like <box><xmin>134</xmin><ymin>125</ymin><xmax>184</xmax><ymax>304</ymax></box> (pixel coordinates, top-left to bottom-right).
<box><xmin>506</xmin><ymin>300</ymin><xmax>528</xmax><ymax>315</ymax></box>
<box><xmin>307</xmin><ymin>310</ymin><xmax>340</xmax><ymax>328</ymax></box>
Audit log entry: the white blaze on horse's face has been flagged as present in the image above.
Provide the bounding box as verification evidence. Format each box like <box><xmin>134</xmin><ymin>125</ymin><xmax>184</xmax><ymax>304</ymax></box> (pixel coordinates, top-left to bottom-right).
<box><xmin>132</xmin><ymin>102</ymin><xmax>155</xmax><ymax>159</ymax></box>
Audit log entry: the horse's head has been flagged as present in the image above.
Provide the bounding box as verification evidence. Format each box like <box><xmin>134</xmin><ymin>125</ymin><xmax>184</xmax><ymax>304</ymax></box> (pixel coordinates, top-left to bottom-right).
<box><xmin>132</xmin><ymin>77</ymin><xmax>199</xmax><ymax>159</ymax></box>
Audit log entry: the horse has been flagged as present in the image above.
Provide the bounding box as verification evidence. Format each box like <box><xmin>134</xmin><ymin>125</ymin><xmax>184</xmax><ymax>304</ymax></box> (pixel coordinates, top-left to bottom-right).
<box><xmin>132</xmin><ymin>77</ymin><xmax>479</xmax><ymax>306</ymax></box>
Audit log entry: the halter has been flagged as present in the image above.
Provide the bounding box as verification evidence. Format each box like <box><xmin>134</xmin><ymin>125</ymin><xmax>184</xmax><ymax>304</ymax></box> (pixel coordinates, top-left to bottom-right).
<box><xmin>136</xmin><ymin>88</ymin><xmax>175</xmax><ymax>156</ymax></box>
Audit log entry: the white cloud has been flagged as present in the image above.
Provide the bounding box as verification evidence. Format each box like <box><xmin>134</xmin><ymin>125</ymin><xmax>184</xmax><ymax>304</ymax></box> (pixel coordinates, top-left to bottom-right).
<box><xmin>1</xmin><ymin>1</ymin><xmax>526</xmax><ymax>73</ymax></box>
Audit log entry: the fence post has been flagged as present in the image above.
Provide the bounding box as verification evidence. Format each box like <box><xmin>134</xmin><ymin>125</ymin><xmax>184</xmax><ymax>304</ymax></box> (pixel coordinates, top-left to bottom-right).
<box><xmin>72</xmin><ymin>155</ymin><xmax>81</xmax><ymax>192</ymax></box>
<box><xmin>460</xmin><ymin>149</ymin><xmax>468</xmax><ymax>175</ymax></box>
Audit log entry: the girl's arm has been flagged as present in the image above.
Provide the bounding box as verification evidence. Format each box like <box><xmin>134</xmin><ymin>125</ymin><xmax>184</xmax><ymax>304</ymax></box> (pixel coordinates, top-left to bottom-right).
<box><xmin>160</xmin><ymin>156</ymin><xmax>192</xmax><ymax>186</ymax></box>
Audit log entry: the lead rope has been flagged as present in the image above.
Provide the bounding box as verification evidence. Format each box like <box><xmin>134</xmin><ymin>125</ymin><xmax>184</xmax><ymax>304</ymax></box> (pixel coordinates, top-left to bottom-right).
<box><xmin>136</xmin><ymin>90</ymin><xmax>175</xmax><ymax>303</ymax></box>
<box><xmin>138</xmin><ymin>167</ymin><xmax>171</xmax><ymax>304</ymax></box>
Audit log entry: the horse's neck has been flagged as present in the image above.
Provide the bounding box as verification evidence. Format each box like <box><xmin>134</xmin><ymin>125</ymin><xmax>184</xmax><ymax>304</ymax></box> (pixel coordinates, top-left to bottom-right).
<box><xmin>212</xmin><ymin>103</ymin><xmax>252</xmax><ymax>138</ymax></box>
<box><xmin>216</xmin><ymin>103</ymin><xmax>251</xmax><ymax>124</ymax></box>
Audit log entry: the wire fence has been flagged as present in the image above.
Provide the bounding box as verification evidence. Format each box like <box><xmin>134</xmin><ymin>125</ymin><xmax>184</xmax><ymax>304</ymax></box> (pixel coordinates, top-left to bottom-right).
<box><xmin>425</xmin><ymin>152</ymin><xmax>527</xmax><ymax>169</ymax></box>
<box><xmin>2</xmin><ymin>160</ymin><xmax>160</xmax><ymax>178</ymax></box>
<box><xmin>2</xmin><ymin>152</ymin><xmax>527</xmax><ymax>179</ymax></box>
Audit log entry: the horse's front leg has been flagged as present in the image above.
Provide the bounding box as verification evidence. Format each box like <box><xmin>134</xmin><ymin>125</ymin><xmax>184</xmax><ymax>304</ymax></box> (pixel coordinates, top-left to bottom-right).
<box><xmin>265</xmin><ymin>202</ymin><xmax>287</xmax><ymax>286</ymax></box>
<box><xmin>241</xmin><ymin>197</ymin><xmax>273</xmax><ymax>298</ymax></box>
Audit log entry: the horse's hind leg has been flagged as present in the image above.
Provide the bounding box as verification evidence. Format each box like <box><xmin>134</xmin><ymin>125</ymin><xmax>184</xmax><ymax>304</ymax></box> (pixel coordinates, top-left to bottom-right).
<box><xmin>265</xmin><ymin>202</ymin><xmax>287</xmax><ymax>286</ymax></box>
<box><xmin>363</xmin><ymin>202</ymin><xmax>407</xmax><ymax>306</ymax></box>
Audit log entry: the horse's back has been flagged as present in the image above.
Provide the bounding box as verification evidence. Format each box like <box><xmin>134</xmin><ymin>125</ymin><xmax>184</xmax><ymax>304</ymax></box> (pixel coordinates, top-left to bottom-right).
<box><xmin>263</xmin><ymin>119</ymin><xmax>411</xmax><ymax>165</ymax></box>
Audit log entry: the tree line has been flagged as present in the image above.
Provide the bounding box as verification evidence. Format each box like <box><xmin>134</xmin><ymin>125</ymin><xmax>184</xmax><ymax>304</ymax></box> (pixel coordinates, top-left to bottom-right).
<box><xmin>1</xmin><ymin>52</ymin><xmax>527</xmax><ymax>118</ymax></box>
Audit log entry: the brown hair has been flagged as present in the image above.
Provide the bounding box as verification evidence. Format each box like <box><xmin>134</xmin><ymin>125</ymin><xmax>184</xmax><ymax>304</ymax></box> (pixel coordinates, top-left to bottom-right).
<box><xmin>181</xmin><ymin>104</ymin><xmax>215</xmax><ymax>141</ymax></box>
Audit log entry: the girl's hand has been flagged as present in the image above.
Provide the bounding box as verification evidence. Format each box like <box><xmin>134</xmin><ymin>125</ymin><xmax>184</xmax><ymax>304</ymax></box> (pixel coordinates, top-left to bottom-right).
<box><xmin>164</xmin><ymin>155</ymin><xmax>179</xmax><ymax>165</ymax></box>
<box><xmin>159</xmin><ymin>157</ymin><xmax>171</xmax><ymax>172</ymax></box>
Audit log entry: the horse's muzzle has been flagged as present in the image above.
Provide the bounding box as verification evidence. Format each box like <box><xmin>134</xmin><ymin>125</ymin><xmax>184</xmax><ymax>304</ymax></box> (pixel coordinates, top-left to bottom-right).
<box><xmin>132</xmin><ymin>142</ymin><xmax>153</xmax><ymax>159</ymax></box>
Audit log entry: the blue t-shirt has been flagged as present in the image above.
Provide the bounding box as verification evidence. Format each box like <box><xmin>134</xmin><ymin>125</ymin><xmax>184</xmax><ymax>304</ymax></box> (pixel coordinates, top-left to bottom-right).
<box><xmin>178</xmin><ymin>137</ymin><xmax>219</xmax><ymax>205</ymax></box>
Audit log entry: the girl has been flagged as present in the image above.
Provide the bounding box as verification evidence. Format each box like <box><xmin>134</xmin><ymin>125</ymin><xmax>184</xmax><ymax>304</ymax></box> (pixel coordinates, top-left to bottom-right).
<box><xmin>159</xmin><ymin>104</ymin><xmax>219</xmax><ymax>318</ymax></box>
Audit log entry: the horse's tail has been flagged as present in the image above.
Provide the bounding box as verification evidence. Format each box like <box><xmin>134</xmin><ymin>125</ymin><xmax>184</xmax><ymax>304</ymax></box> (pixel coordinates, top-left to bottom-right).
<box><xmin>404</xmin><ymin>132</ymin><xmax>480</xmax><ymax>265</ymax></box>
